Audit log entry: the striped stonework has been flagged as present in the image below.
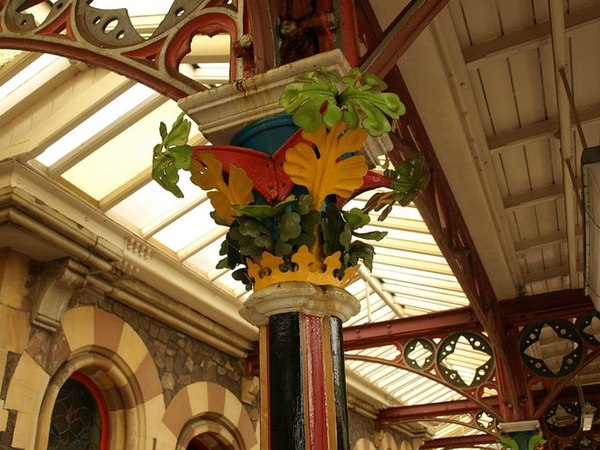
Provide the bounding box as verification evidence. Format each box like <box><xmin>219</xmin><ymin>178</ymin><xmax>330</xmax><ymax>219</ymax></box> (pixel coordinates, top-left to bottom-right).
<box><xmin>157</xmin><ymin>381</ymin><xmax>258</xmax><ymax>450</ymax></box>
<box><xmin>379</xmin><ymin>432</ymin><xmax>399</xmax><ymax>450</ymax></box>
<box><xmin>58</xmin><ymin>306</ymin><xmax>165</xmax><ymax>449</ymax></box>
<box><xmin>353</xmin><ymin>437</ymin><xmax>377</xmax><ymax>450</ymax></box>
<box><xmin>400</xmin><ymin>439</ymin><xmax>412</xmax><ymax>450</ymax></box>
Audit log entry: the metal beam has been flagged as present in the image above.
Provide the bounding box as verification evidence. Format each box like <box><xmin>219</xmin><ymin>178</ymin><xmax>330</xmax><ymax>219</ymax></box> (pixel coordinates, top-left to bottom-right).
<box><xmin>343</xmin><ymin>306</ymin><xmax>480</xmax><ymax>350</ymax></box>
<box><xmin>420</xmin><ymin>434</ymin><xmax>497</xmax><ymax>449</ymax></box>
<box><xmin>359</xmin><ymin>0</ymin><xmax>449</xmax><ymax>78</ymax></box>
<box><xmin>463</xmin><ymin>2</ymin><xmax>600</xmax><ymax>70</ymax></box>
<box><xmin>359</xmin><ymin>266</ymin><xmax>406</xmax><ymax>319</ymax></box>
<box><xmin>377</xmin><ymin>397</ymin><xmax>500</xmax><ymax>425</ymax></box>
<box><xmin>343</xmin><ymin>289</ymin><xmax>592</xmax><ymax>350</ymax></box>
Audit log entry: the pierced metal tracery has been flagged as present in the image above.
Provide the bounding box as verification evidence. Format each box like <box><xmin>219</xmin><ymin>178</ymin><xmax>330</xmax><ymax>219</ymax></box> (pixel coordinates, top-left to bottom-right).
<box><xmin>0</xmin><ymin>0</ymin><xmax>243</xmax><ymax>99</ymax></box>
<box><xmin>520</xmin><ymin>319</ymin><xmax>584</xmax><ymax>379</ymax></box>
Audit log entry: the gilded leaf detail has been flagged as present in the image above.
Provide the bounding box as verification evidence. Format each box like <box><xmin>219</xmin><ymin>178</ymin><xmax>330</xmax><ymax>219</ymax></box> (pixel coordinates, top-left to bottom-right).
<box><xmin>190</xmin><ymin>153</ymin><xmax>253</xmax><ymax>224</ymax></box>
<box><xmin>283</xmin><ymin>122</ymin><xmax>368</xmax><ymax>209</ymax></box>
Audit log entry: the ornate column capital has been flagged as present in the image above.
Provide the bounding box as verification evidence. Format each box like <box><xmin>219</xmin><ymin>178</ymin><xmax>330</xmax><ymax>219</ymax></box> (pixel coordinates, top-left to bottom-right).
<box><xmin>498</xmin><ymin>420</ymin><xmax>545</xmax><ymax>450</ymax></box>
<box><xmin>239</xmin><ymin>281</ymin><xmax>360</xmax><ymax>326</ymax></box>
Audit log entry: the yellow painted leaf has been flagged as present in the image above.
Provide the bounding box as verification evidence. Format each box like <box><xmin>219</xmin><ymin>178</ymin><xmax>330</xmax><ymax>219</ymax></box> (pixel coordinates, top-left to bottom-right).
<box><xmin>283</xmin><ymin>122</ymin><xmax>368</xmax><ymax>209</ymax></box>
<box><xmin>228</xmin><ymin>165</ymin><xmax>254</xmax><ymax>206</ymax></box>
<box><xmin>190</xmin><ymin>153</ymin><xmax>223</xmax><ymax>190</ymax></box>
<box><xmin>191</xmin><ymin>153</ymin><xmax>253</xmax><ymax>224</ymax></box>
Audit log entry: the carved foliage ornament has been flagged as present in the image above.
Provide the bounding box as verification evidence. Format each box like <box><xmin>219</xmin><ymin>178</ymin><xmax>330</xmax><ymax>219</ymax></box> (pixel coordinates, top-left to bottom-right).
<box><xmin>151</xmin><ymin>67</ymin><xmax>430</xmax><ymax>292</ymax></box>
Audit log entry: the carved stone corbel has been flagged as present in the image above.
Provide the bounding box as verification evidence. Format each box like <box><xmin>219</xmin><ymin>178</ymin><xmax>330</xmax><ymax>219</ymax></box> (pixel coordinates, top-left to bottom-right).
<box><xmin>241</xmin><ymin>375</ymin><xmax>260</xmax><ymax>405</ymax></box>
<box><xmin>31</xmin><ymin>259</ymin><xmax>86</xmax><ymax>332</ymax></box>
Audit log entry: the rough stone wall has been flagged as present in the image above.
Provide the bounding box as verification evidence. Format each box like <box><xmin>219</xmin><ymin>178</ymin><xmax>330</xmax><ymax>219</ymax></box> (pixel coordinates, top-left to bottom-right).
<box><xmin>71</xmin><ymin>286</ymin><xmax>249</xmax><ymax>408</ymax></box>
<box><xmin>349</xmin><ymin>409</ymin><xmax>377</xmax><ymax>445</ymax></box>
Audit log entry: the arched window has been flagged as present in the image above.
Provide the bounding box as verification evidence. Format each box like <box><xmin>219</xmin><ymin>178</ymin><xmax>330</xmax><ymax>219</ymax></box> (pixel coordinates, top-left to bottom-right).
<box><xmin>48</xmin><ymin>372</ymin><xmax>109</xmax><ymax>450</ymax></box>
<box><xmin>186</xmin><ymin>435</ymin><xmax>235</xmax><ymax>450</ymax></box>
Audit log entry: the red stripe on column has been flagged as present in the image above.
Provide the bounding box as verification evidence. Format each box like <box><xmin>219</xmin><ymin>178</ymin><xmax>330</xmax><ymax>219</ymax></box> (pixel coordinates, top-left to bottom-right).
<box><xmin>305</xmin><ymin>315</ymin><xmax>328</xmax><ymax>450</ymax></box>
<box><xmin>259</xmin><ymin>325</ymin><xmax>271</xmax><ymax>450</ymax></box>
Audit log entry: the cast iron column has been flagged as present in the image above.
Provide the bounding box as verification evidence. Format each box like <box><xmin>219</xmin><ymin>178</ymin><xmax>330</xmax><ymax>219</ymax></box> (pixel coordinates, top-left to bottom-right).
<box><xmin>241</xmin><ymin>281</ymin><xmax>360</xmax><ymax>450</ymax></box>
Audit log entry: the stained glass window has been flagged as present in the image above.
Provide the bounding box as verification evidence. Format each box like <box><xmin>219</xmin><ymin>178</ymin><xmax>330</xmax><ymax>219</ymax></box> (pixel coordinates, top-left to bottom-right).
<box><xmin>48</xmin><ymin>377</ymin><xmax>104</xmax><ymax>450</ymax></box>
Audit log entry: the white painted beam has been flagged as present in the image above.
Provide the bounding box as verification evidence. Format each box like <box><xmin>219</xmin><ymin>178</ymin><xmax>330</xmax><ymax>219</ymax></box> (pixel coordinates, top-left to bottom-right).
<box><xmin>463</xmin><ymin>3</ymin><xmax>600</xmax><ymax>70</ymax></box>
<box><xmin>488</xmin><ymin>103</ymin><xmax>600</xmax><ymax>154</ymax></box>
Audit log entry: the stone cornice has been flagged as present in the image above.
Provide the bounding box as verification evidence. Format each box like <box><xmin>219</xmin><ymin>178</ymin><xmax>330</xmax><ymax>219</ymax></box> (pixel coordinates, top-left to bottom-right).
<box><xmin>0</xmin><ymin>159</ymin><xmax>257</xmax><ymax>356</ymax></box>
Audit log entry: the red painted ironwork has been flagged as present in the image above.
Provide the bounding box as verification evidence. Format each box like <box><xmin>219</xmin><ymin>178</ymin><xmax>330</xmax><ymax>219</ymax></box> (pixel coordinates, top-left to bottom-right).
<box><xmin>343</xmin><ymin>306</ymin><xmax>481</xmax><ymax>351</ymax></box>
<box><xmin>0</xmin><ymin>0</ymin><xmax>243</xmax><ymax>100</ymax></box>
<box><xmin>343</xmin><ymin>289</ymin><xmax>592</xmax><ymax>351</ymax></box>
<box><xmin>532</xmin><ymin>348</ymin><xmax>600</xmax><ymax>419</ymax></box>
<box><xmin>359</xmin><ymin>0</ymin><xmax>450</xmax><ymax>78</ymax></box>
<box><xmin>344</xmin><ymin>353</ymin><xmax>503</xmax><ymax>421</ymax></box>
<box><xmin>305</xmin><ymin>315</ymin><xmax>328</xmax><ymax>449</ymax></box>
<box><xmin>338</xmin><ymin>0</ymin><xmax>360</xmax><ymax>66</ymax></box>
<box><xmin>243</xmin><ymin>1</ymin><xmax>276</xmax><ymax>73</ymax></box>
<box><xmin>377</xmin><ymin>397</ymin><xmax>500</xmax><ymax>425</ymax></box>
<box><xmin>420</xmin><ymin>434</ymin><xmax>497</xmax><ymax>449</ymax></box>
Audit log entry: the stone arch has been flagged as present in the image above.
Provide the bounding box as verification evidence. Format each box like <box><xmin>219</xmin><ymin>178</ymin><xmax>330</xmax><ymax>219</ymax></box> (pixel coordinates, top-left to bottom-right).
<box><xmin>379</xmin><ymin>431</ymin><xmax>399</xmax><ymax>450</ymax></box>
<box><xmin>158</xmin><ymin>381</ymin><xmax>258</xmax><ymax>450</ymax></box>
<box><xmin>34</xmin><ymin>306</ymin><xmax>165</xmax><ymax>450</ymax></box>
<box><xmin>354</xmin><ymin>437</ymin><xmax>377</xmax><ymax>450</ymax></box>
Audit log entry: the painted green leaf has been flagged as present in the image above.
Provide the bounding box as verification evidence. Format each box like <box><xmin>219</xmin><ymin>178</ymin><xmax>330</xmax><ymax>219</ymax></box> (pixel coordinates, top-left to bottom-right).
<box><xmin>338</xmin><ymin>68</ymin><xmax>405</xmax><ymax>137</ymax></box>
<box><xmin>238</xmin><ymin>217</ymin><xmax>270</xmax><ymax>238</ymax></box>
<box><xmin>297</xmin><ymin>195</ymin><xmax>313</xmax><ymax>215</ymax></box>
<box><xmin>279</xmin><ymin>212</ymin><xmax>302</xmax><ymax>241</ymax></box>
<box><xmin>159</xmin><ymin>122</ymin><xmax>167</xmax><ymax>140</ymax></box>
<box><xmin>279</xmin><ymin>68</ymin><xmax>341</xmax><ymax>132</ymax></box>
<box><xmin>291</xmin><ymin>232</ymin><xmax>316</xmax><ymax>249</ymax></box>
<box><xmin>275</xmin><ymin>240</ymin><xmax>292</xmax><ymax>257</ymax></box>
<box><xmin>254</xmin><ymin>234</ymin><xmax>274</xmax><ymax>250</ymax></box>
<box><xmin>233</xmin><ymin>204</ymin><xmax>274</xmax><ymax>219</ymax></box>
<box><xmin>164</xmin><ymin>113</ymin><xmax>191</xmax><ymax>147</ymax></box>
<box><xmin>300</xmin><ymin>210</ymin><xmax>320</xmax><ymax>233</ymax></box>
<box><xmin>152</xmin><ymin>113</ymin><xmax>193</xmax><ymax>198</ymax></box>
<box><xmin>322</xmin><ymin>203</ymin><xmax>344</xmax><ymax>256</ymax></box>
<box><xmin>344</xmin><ymin>207</ymin><xmax>370</xmax><ymax>230</ymax></box>
<box><xmin>348</xmin><ymin>241</ymin><xmax>375</xmax><ymax>271</ymax></box>
<box><xmin>353</xmin><ymin>230</ymin><xmax>387</xmax><ymax>241</ymax></box>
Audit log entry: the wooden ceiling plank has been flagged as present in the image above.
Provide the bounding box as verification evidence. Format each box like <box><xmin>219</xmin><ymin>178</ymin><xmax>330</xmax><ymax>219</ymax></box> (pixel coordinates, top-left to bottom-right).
<box><xmin>522</xmin><ymin>259</ymin><xmax>583</xmax><ymax>283</ymax></box>
<box><xmin>488</xmin><ymin>102</ymin><xmax>600</xmax><ymax>153</ymax></box>
<box><xmin>463</xmin><ymin>2</ymin><xmax>600</xmax><ymax>70</ymax></box>
<box><xmin>514</xmin><ymin>225</ymin><xmax>582</xmax><ymax>254</ymax></box>
<box><xmin>503</xmin><ymin>183</ymin><xmax>563</xmax><ymax>210</ymax></box>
